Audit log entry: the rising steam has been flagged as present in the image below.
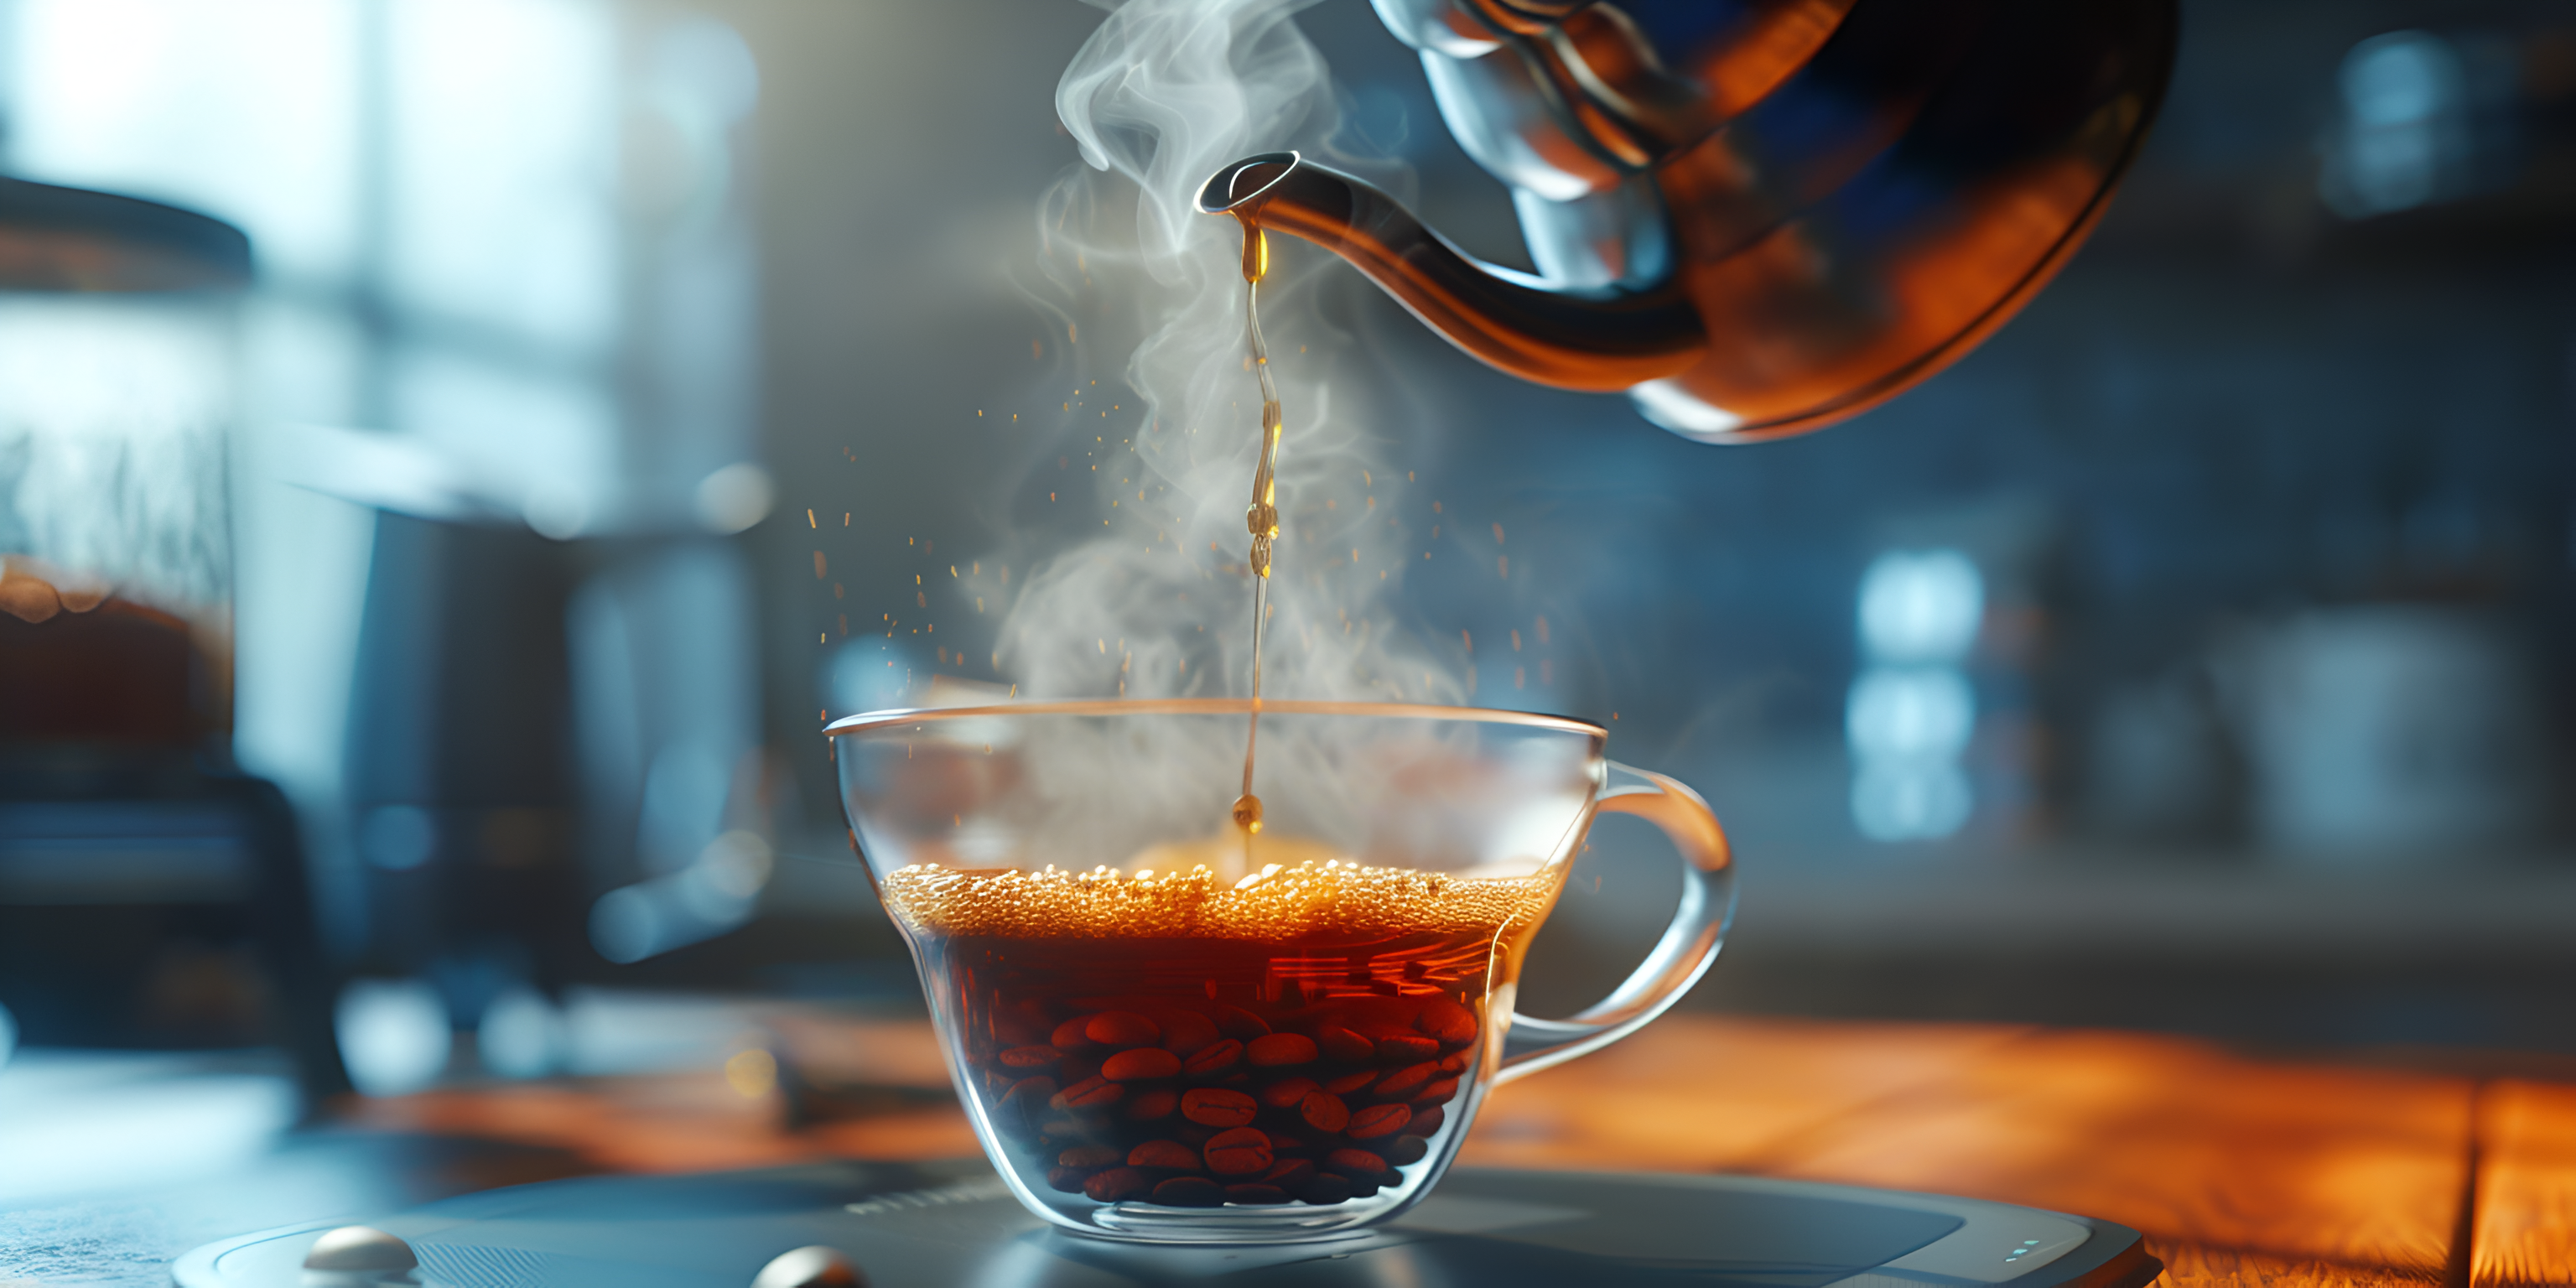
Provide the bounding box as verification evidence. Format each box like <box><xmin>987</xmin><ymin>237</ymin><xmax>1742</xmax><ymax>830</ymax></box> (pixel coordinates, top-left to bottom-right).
<box><xmin>981</xmin><ymin>0</ymin><xmax>1461</xmax><ymax>707</ymax></box>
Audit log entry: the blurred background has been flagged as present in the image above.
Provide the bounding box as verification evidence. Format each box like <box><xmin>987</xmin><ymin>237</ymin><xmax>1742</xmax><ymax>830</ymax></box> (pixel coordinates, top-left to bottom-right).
<box><xmin>0</xmin><ymin>0</ymin><xmax>2571</xmax><ymax>1224</ymax></box>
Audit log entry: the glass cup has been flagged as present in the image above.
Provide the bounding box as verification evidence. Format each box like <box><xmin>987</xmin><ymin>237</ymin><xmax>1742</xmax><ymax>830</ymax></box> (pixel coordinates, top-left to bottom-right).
<box><xmin>829</xmin><ymin>699</ymin><xmax>1732</xmax><ymax>1244</ymax></box>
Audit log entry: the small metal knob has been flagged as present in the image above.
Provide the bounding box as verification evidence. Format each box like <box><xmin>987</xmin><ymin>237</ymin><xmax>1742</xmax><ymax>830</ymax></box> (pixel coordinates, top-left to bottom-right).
<box><xmin>303</xmin><ymin>1226</ymin><xmax>418</xmax><ymax>1286</ymax></box>
<box><xmin>752</xmin><ymin>1244</ymin><xmax>864</xmax><ymax>1288</ymax></box>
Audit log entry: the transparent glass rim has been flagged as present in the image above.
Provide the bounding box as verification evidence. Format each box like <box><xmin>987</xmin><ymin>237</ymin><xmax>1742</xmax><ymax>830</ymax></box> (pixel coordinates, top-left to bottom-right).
<box><xmin>823</xmin><ymin>698</ymin><xmax>1605</xmax><ymax>740</ymax></box>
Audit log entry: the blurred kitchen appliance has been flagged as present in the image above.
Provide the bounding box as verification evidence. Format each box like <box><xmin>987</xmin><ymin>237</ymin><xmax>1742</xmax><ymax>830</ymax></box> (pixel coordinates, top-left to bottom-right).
<box><xmin>339</xmin><ymin>512</ymin><xmax>589</xmax><ymax>1028</ymax></box>
<box><xmin>285</xmin><ymin>413</ymin><xmax>776</xmax><ymax>1061</ymax></box>
<box><xmin>1202</xmin><ymin>0</ymin><xmax>2177</xmax><ymax>440</ymax></box>
<box><xmin>2222</xmin><ymin>605</ymin><xmax>2553</xmax><ymax>860</ymax></box>
<box><xmin>0</xmin><ymin>177</ymin><xmax>246</xmax><ymax>740</ymax></box>
<box><xmin>0</xmin><ymin>178</ymin><xmax>344</xmax><ymax>1095</ymax></box>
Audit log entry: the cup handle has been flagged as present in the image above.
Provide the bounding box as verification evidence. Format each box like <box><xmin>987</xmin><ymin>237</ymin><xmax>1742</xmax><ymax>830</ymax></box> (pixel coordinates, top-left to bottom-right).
<box><xmin>1493</xmin><ymin>761</ymin><xmax>1736</xmax><ymax>1084</ymax></box>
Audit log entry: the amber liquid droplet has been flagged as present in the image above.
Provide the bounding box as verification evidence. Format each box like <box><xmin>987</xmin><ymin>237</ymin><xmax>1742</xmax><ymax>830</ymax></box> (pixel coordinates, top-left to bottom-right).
<box><xmin>1233</xmin><ymin>210</ymin><xmax>1284</xmax><ymax>861</ymax></box>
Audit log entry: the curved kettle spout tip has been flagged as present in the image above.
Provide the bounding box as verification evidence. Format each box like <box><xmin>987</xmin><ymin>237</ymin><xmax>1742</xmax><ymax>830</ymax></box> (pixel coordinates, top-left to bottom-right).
<box><xmin>1192</xmin><ymin>149</ymin><xmax>1703</xmax><ymax>394</ymax></box>
<box><xmin>1196</xmin><ymin>151</ymin><xmax>1301</xmax><ymax>216</ymax></box>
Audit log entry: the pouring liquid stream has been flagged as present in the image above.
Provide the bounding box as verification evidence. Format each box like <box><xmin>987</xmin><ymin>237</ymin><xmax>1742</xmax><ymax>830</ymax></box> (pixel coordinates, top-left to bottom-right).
<box><xmin>1229</xmin><ymin>207</ymin><xmax>1280</xmax><ymax>868</ymax></box>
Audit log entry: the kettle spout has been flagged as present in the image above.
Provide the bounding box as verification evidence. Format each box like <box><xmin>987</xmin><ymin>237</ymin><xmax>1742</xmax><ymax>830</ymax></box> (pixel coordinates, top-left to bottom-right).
<box><xmin>1196</xmin><ymin>152</ymin><xmax>1702</xmax><ymax>394</ymax></box>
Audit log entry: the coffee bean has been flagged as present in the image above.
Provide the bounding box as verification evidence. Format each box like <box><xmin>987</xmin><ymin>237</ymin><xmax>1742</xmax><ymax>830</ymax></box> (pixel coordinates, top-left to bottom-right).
<box><xmin>1374</xmin><ymin>1034</ymin><xmax>1438</xmax><ymax>1065</ymax></box>
<box><xmin>1083</xmin><ymin>1167</ymin><xmax>1152</xmax><ymax>1202</ymax></box>
<box><xmin>1261</xmin><ymin>1159</ymin><xmax>1316</xmax><ymax>1188</ymax></box>
<box><xmin>1052</xmin><ymin>1075</ymin><xmax>1123</xmax><ymax>1111</ymax></box>
<box><xmin>1292</xmin><ymin>1173</ymin><xmax>1354</xmax><ymax>1206</ymax></box>
<box><xmin>999</xmin><ymin>1075</ymin><xmax>1058</xmax><ymax>1135</ymax></box>
<box><xmin>1410</xmin><ymin>1106</ymin><xmax>1446</xmax><ymax>1136</ymax></box>
<box><xmin>1225</xmin><ymin>1184</ymin><xmax>1293</xmax><ymax>1205</ymax></box>
<box><xmin>1182</xmin><ymin>1039</ymin><xmax>1243</xmax><ymax>1077</ymax></box>
<box><xmin>1203</xmin><ymin>1126</ymin><xmax>1274</xmax><ymax>1175</ymax></box>
<box><xmin>1323</xmin><ymin>1147</ymin><xmax>1389</xmax><ymax>1178</ymax></box>
<box><xmin>1324</xmin><ymin>1069</ymin><xmax>1378</xmax><ymax>1095</ymax></box>
<box><xmin>1317</xmin><ymin>1026</ymin><xmax>1374</xmax><ymax>1063</ymax></box>
<box><xmin>1348</xmin><ymin>1103</ymin><xmax>1411</xmax><ymax>1140</ymax></box>
<box><xmin>1413</xmin><ymin>1078</ymin><xmax>1459</xmax><ymax>1106</ymax></box>
<box><xmin>1160</xmin><ymin>1010</ymin><xmax>1221</xmax><ymax>1058</ymax></box>
<box><xmin>1123</xmin><ymin>1088</ymin><xmax>1177</xmax><ymax>1122</ymax></box>
<box><xmin>1376</xmin><ymin>1061</ymin><xmax>1437</xmax><ymax>1099</ymax></box>
<box><xmin>1152</xmin><ymin>1176</ymin><xmax>1226</xmax><ymax>1207</ymax></box>
<box><xmin>1127</xmin><ymin>1139</ymin><xmax>1202</xmax><ymax>1171</ymax></box>
<box><xmin>1052</xmin><ymin>1015</ymin><xmax>1099</xmax><ymax>1050</ymax></box>
<box><xmin>1384</xmin><ymin>1135</ymin><xmax>1431</xmax><ymax>1166</ymax></box>
<box><xmin>1348</xmin><ymin>1178</ymin><xmax>1384</xmax><ymax>1198</ymax></box>
<box><xmin>998</xmin><ymin>1044</ymin><xmax>1063</xmax><ymax>1071</ymax></box>
<box><xmin>1088</xmin><ymin>1011</ymin><xmax>1161</xmax><ymax>1050</ymax></box>
<box><xmin>1045</xmin><ymin>1166</ymin><xmax>1092</xmax><ymax>1193</ymax></box>
<box><xmin>1299</xmin><ymin>1090</ymin><xmax>1350</xmax><ymax>1134</ymax></box>
<box><xmin>1101</xmin><ymin>1046</ymin><xmax>1182</xmax><ymax>1081</ymax></box>
<box><xmin>1436</xmin><ymin>1049</ymin><xmax>1473</xmax><ymax>1076</ymax></box>
<box><xmin>1264</xmin><ymin>1127</ymin><xmax>1311</xmax><ymax>1154</ymax></box>
<box><xmin>1417</xmin><ymin>998</ymin><xmax>1478</xmax><ymax>1046</ymax></box>
<box><xmin>1182</xmin><ymin>1088</ymin><xmax>1258</xmax><ymax>1127</ymax></box>
<box><xmin>1247</xmin><ymin>1033</ymin><xmax>1317</xmax><ymax>1067</ymax></box>
<box><xmin>1258</xmin><ymin>1076</ymin><xmax>1319</xmax><ymax>1109</ymax></box>
<box><xmin>1214</xmin><ymin>1004</ymin><xmax>1271</xmax><ymax>1039</ymax></box>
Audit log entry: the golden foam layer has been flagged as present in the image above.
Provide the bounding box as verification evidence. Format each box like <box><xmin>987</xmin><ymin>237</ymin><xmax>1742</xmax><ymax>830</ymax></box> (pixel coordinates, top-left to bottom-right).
<box><xmin>879</xmin><ymin>847</ymin><xmax>1561</xmax><ymax>943</ymax></box>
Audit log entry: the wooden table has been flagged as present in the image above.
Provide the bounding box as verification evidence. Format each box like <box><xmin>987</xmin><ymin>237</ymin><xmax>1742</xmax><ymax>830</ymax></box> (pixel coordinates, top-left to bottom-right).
<box><xmin>347</xmin><ymin>1015</ymin><xmax>2576</xmax><ymax>1288</ymax></box>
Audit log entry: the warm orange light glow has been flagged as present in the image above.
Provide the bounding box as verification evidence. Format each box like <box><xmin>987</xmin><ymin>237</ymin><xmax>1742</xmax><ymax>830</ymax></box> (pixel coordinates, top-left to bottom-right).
<box><xmin>2475</xmin><ymin>1081</ymin><xmax>2576</xmax><ymax>1288</ymax></box>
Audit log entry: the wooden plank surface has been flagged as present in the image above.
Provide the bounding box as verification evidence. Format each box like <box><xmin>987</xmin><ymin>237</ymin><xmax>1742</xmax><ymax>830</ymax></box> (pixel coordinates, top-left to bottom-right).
<box><xmin>2146</xmin><ymin>1242</ymin><xmax>2448</xmax><ymax>1288</ymax></box>
<box><xmin>2473</xmin><ymin>1079</ymin><xmax>2576</xmax><ymax>1288</ymax></box>
<box><xmin>341</xmin><ymin>1013</ymin><xmax>2552</xmax><ymax>1286</ymax></box>
<box><xmin>1474</xmin><ymin>1021</ymin><xmax>2475</xmax><ymax>1282</ymax></box>
<box><xmin>1458</xmin><ymin>1015</ymin><xmax>2034</xmax><ymax>1172</ymax></box>
<box><xmin>346</xmin><ymin>1016</ymin><xmax>977</xmax><ymax>1172</ymax></box>
<box><xmin>1758</xmin><ymin>1028</ymin><xmax>2474</xmax><ymax>1277</ymax></box>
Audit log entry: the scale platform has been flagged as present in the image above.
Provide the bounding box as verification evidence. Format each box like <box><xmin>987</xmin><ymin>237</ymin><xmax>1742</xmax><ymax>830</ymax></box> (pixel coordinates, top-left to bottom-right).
<box><xmin>175</xmin><ymin>1160</ymin><xmax>2162</xmax><ymax>1287</ymax></box>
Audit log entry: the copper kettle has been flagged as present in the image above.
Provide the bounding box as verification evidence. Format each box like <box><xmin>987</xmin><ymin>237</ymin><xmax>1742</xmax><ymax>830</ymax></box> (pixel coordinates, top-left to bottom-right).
<box><xmin>1199</xmin><ymin>0</ymin><xmax>2177</xmax><ymax>441</ymax></box>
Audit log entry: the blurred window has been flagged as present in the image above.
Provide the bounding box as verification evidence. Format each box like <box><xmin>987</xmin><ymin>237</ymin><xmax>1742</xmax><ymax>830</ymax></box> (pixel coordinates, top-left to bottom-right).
<box><xmin>1848</xmin><ymin>550</ymin><xmax>1982</xmax><ymax>843</ymax></box>
<box><xmin>3</xmin><ymin>0</ymin><xmax>619</xmax><ymax>449</ymax></box>
<box><xmin>2320</xmin><ymin>29</ymin><xmax>2521</xmax><ymax>219</ymax></box>
<box><xmin>1</xmin><ymin>0</ymin><xmax>621</xmax><ymax>870</ymax></box>
<box><xmin>2328</xmin><ymin>32</ymin><xmax>2469</xmax><ymax>216</ymax></box>
<box><xmin>0</xmin><ymin>5</ymin><xmax>764</xmax><ymax>958</ymax></box>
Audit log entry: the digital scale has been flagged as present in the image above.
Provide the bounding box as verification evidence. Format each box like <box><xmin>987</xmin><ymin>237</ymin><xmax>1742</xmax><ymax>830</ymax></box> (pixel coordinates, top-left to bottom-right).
<box><xmin>175</xmin><ymin>1159</ymin><xmax>2161</xmax><ymax>1287</ymax></box>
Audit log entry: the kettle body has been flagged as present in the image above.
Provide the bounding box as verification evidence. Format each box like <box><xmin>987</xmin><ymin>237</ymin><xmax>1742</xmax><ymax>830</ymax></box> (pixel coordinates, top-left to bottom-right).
<box><xmin>1207</xmin><ymin>0</ymin><xmax>2178</xmax><ymax>442</ymax></box>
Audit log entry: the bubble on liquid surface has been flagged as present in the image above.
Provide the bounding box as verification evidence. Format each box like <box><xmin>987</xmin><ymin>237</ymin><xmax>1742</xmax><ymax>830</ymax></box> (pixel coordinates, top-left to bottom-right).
<box><xmin>879</xmin><ymin>846</ymin><xmax>1558</xmax><ymax>943</ymax></box>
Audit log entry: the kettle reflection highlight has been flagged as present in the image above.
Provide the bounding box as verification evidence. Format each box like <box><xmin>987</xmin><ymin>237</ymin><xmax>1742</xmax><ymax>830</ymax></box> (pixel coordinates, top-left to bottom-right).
<box><xmin>1198</xmin><ymin>0</ymin><xmax>2178</xmax><ymax>442</ymax></box>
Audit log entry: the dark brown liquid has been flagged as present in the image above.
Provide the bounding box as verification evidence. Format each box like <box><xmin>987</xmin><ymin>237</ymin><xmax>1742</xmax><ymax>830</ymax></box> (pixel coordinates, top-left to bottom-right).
<box><xmin>884</xmin><ymin>860</ymin><xmax>1560</xmax><ymax>1208</ymax></box>
<box><xmin>0</xmin><ymin>573</ymin><xmax>225</xmax><ymax>745</ymax></box>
